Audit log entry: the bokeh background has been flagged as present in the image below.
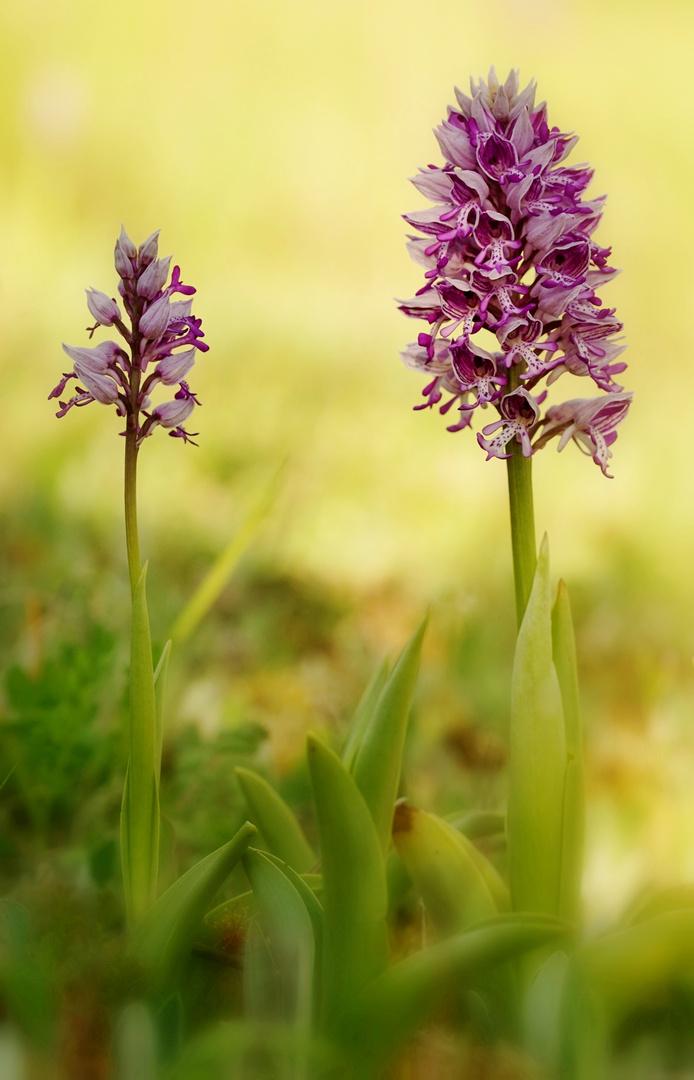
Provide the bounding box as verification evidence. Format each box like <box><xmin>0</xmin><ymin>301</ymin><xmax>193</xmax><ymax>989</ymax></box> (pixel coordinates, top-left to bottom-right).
<box><xmin>1</xmin><ymin>0</ymin><xmax>694</xmax><ymax>926</ymax></box>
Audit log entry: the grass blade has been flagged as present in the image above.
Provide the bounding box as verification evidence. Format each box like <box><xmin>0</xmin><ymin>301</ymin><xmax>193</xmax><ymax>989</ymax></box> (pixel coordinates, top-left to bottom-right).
<box><xmin>130</xmin><ymin>821</ymin><xmax>256</xmax><ymax>990</ymax></box>
<box><xmin>170</xmin><ymin>466</ymin><xmax>283</xmax><ymax>645</ymax></box>
<box><xmin>307</xmin><ymin>734</ymin><xmax>388</xmax><ymax>1030</ymax></box>
<box><xmin>235</xmin><ymin>766</ymin><xmax>315</xmax><ymax>872</ymax></box>
<box><xmin>351</xmin><ymin>617</ymin><xmax>427</xmax><ymax>855</ymax></box>
<box><xmin>341</xmin><ymin>656</ymin><xmax>390</xmax><ymax>771</ymax></box>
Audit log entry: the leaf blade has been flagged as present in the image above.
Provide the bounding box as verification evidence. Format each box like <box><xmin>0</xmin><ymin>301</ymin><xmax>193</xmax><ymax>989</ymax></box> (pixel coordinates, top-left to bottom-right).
<box><xmin>351</xmin><ymin>617</ymin><xmax>427</xmax><ymax>855</ymax></box>
<box><xmin>307</xmin><ymin>734</ymin><xmax>388</xmax><ymax>1030</ymax></box>
<box><xmin>235</xmin><ymin>766</ymin><xmax>315</xmax><ymax>873</ymax></box>
<box><xmin>130</xmin><ymin>821</ymin><xmax>256</xmax><ymax>989</ymax></box>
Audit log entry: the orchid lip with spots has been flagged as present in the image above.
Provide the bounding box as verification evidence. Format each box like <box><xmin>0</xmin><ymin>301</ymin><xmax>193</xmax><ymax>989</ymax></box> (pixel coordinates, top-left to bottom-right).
<box><xmin>398</xmin><ymin>68</ymin><xmax>632</xmax><ymax>475</ymax></box>
<box><xmin>50</xmin><ymin>226</ymin><xmax>208</xmax><ymax>447</ymax></box>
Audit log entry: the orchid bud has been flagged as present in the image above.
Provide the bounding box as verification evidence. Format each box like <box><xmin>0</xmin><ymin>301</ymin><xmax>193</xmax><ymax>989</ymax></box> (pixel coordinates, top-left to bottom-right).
<box><xmin>114</xmin><ymin>225</ymin><xmax>137</xmax><ymax>278</ymax></box>
<box><xmin>139</xmin><ymin>294</ymin><xmax>171</xmax><ymax>342</ymax></box>
<box><xmin>137</xmin><ymin>256</ymin><xmax>172</xmax><ymax>300</ymax></box>
<box><xmin>138</xmin><ymin>229</ymin><xmax>160</xmax><ymax>267</ymax></box>
<box><xmin>86</xmin><ymin>288</ymin><xmax>121</xmax><ymax>326</ymax></box>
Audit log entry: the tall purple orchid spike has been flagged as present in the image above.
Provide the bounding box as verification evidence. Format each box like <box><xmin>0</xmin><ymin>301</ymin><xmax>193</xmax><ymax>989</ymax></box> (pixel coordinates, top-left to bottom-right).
<box><xmin>398</xmin><ymin>68</ymin><xmax>632</xmax><ymax>475</ymax></box>
<box><xmin>50</xmin><ymin>226</ymin><xmax>208</xmax><ymax>446</ymax></box>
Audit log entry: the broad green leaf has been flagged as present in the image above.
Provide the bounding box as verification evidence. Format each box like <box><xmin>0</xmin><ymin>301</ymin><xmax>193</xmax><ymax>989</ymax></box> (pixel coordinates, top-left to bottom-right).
<box><xmin>581</xmin><ymin>908</ymin><xmax>694</xmax><ymax>1024</ymax></box>
<box><xmin>558</xmin><ymin>962</ymin><xmax>609</xmax><ymax>1080</ymax></box>
<box><xmin>553</xmin><ymin>580</ymin><xmax>585</xmax><ymax>925</ymax></box>
<box><xmin>121</xmin><ymin>563</ymin><xmax>159</xmax><ymax>924</ymax></box>
<box><xmin>392</xmin><ymin>804</ymin><xmax>504</xmax><ymax>935</ymax></box>
<box><xmin>524</xmin><ymin>950</ymin><xmax>608</xmax><ymax>1080</ymax></box>
<box><xmin>523</xmin><ymin>949</ymin><xmax>570</xmax><ymax>1068</ymax></box>
<box><xmin>336</xmin><ymin>913</ymin><xmax>567</xmax><ymax>1071</ymax></box>
<box><xmin>341</xmin><ymin>656</ymin><xmax>390</xmax><ymax>771</ymax></box>
<box><xmin>508</xmin><ymin>535</ymin><xmax>566</xmax><ymax>916</ymax></box>
<box><xmin>130</xmin><ymin>821</ymin><xmax>256</xmax><ymax>990</ymax></box>
<box><xmin>243</xmin><ymin>849</ymin><xmax>315</xmax><ymax>1032</ymax></box>
<box><xmin>262</xmin><ymin>853</ymin><xmax>323</xmax><ymax>957</ymax></box>
<box><xmin>307</xmin><ymin>734</ymin><xmax>388</xmax><ymax>1030</ymax></box>
<box><xmin>153</xmin><ymin>640</ymin><xmax>171</xmax><ymax>786</ymax></box>
<box><xmin>170</xmin><ymin>465</ymin><xmax>283</xmax><ymax>644</ymax></box>
<box><xmin>351</xmin><ymin>617</ymin><xmax>427</xmax><ymax>855</ymax></box>
<box><xmin>243</xmin><ymin>919</ymin><xmax>279</xmax><ymax>1022</ymax></box>
<box><xmin>235</xmin><ymin>766</ymin><xmax>315</xmax><ymax>872</ymax></box>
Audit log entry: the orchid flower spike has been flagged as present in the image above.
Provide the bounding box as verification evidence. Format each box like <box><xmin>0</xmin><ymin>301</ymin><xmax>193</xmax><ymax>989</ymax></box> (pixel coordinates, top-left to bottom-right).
<box><xmin>50</xmin><ymin>227</ymin><xmax>208</xmax><ymax>447</ymax></box>
<box><xmin>398</xmin><ymin>68</ymin><xmax>631</xmax><ymax>475</ymax></box>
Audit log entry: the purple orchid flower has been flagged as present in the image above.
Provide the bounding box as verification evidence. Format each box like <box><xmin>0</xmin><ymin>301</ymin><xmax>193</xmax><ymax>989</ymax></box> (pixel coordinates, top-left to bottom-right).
<box><xmin>51</xmin><ymin>227</ymin><xmax>207</xmax><ymax>447</ymax></box>
<box><xmin>399</xmin><ymin>68</ymin><xmax>632</xmax><ymax>474</ymax></box>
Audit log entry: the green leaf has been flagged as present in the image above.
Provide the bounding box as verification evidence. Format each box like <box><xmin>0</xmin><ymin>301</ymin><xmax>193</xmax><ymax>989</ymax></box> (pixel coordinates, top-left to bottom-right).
<box><xmin>351</xmin><ymin>617</ymin><xmax>427</xmax><ymax>855</ymax></box>
<box><xmin>581</xmin><ymin>908</ymin><xmax>694</xmax><ymax>1024</ymax></box>
<box><xmin>392</xmin><ymin>803</ymin><xmax>504</xmax><ymax>935</ymax></box>
<box><xmin>508</xmin><ymin>535</ymin><xmax>566</xmax><ymax>917</ymax></box>
<box><xmin>170</xmin><ymin>465</ymin><xmax>284</xmax><ymax>644</ymax></box>
<box><xmin>336</xmin><ymin>913</ymin><xmax>568</xmax><ymax>1070</ymax></box>
<box><xmin>523</xmin><ymin>949</ymin><xmax>570</xmax><ymax>1068</ymax></box>
<box><xmin>553</xmin><ymin>580</ymin><xmax>585</xmax><ymax>925</ymax></box>
<box><xmin>115</xmin><ymin>1002</ymin><xmax>158</xmax><ymax>1080</ymax></box>
<box><xmin>341</xmin><ymin>656</ymin><xmax>390</xmax><ymax>771</ymax></box>
<box><xmin>153</xmin><ymin>640</ymin><xmax>171</xmax><ymax>787</ymax></box>
<box><xmin>121</xmin><ymin>564</ymin><xmax>160</xmax><ymax>924</ymax></box>
<box><xmin>307</xmin><ymin>734</ymin><xmax>388</xmax><ymax>1030</ymax></box>
<box><xmin>243</xmin><ymin>849</ymin><xmax>315</xmax><ymax>1031</ymax></box>
<box><xmin>445</xmin><ymin>809</ymin><xmax>506</xmax><ymax>842</ymax></box>
<box><xmin>262</xmin><ymin>853</ymin><xmax>323</xmax><ymax>957</ymax></box>
<box><xmin>204</xmin><ymin>874</ymin><xmax>323</xmax><ymax>931</ymax></box>
<box><xmin>130</xmin><ymin>821</ymin><xmax>256</xmax><ymax>990</ymax></box>
<box><xmin>235</xmin><ymin>766</ymin><xmax>315</xmax><ymax>872</ymax></box>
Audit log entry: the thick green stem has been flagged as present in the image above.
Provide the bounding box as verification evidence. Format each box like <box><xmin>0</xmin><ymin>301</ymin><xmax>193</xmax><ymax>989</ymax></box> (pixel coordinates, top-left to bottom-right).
<box><xmin>124</xmin><ymin>425</ymin><xmax>141</xmax><ymax>596</ymax></box>
<box><xmin>506</xmin><ymin>443</ymin><xmax>537</xmax><ymax>629</ymax></box>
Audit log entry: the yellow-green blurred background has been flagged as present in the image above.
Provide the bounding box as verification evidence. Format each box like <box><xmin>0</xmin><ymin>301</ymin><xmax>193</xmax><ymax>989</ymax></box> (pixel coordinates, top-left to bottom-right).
<box><xmin>2</xmin><ymin>0</ymin><xmax>694</xmax><ymax>921</ymax></box>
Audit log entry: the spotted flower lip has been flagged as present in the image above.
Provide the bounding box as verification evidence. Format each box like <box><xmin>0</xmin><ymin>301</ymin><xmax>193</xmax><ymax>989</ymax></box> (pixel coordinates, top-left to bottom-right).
<box><xmin>399</xmin><ymin>67</ymin><xmax>632</xmax><ymax>475</ymax></box>
<box><xmin>51</xmin><ymin>227</ymin><xmax>207</xmax><ymax>447</ymax></box>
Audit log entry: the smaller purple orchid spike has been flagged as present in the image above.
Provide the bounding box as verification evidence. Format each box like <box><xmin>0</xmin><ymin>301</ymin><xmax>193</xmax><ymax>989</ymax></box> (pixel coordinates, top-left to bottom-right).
<box><xmin>51</xmin><ymin>227</ymin><xmax>207</xmax><ymax>447</ymax></box>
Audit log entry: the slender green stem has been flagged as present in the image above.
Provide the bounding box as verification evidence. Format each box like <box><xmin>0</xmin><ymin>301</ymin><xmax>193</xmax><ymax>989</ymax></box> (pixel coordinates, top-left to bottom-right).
<box><xmin>124</xmin><ymin>301</ymin><xmax>143</xmax><ymax>596</ymax></box>
<box><xmin>504</xmin><ymin>367</ymin><xmax>537</xmax><ymax>627</ymax></box>
<box><xmin>124</xmin><ymin>425</ymin><xmax>141</xmax><ymax>596</ymax></box>
<box><xmin>506</xmin><ymin>442</ymin><xmax>537</xmax><ymax>628</ymax></box>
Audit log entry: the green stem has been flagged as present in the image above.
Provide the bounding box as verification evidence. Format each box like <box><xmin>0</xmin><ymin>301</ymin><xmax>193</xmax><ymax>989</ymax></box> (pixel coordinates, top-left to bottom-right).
<box><xmin>506</xmin><ymin>443</ymin><xmax>537</xmax><ymax>628</ymax></box>
<box><xmin>124</xmin><ymin>424</ymin><xmax>141</xmax><ymax>596</ymax></box>
<box><xmin>124</xmin><ymin>305</ymin><xmax>143</xmax><ymax>596</ymax></box>
<box><xmin>504</xmin><ymin>366</ymin><xmax>537</xmax><ymax>627</ymax></box>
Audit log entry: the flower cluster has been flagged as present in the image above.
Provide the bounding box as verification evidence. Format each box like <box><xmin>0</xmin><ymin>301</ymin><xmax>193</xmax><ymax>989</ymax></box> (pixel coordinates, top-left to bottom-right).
<box><xmin>399</xmin><ymin>69</ymin><xmax>632</xmax><ymax>476</ymax></box>
<box><xmin>50</xmin><ymin>227</ymin><xmax>208</xmax><ymax>446</ymax></box>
